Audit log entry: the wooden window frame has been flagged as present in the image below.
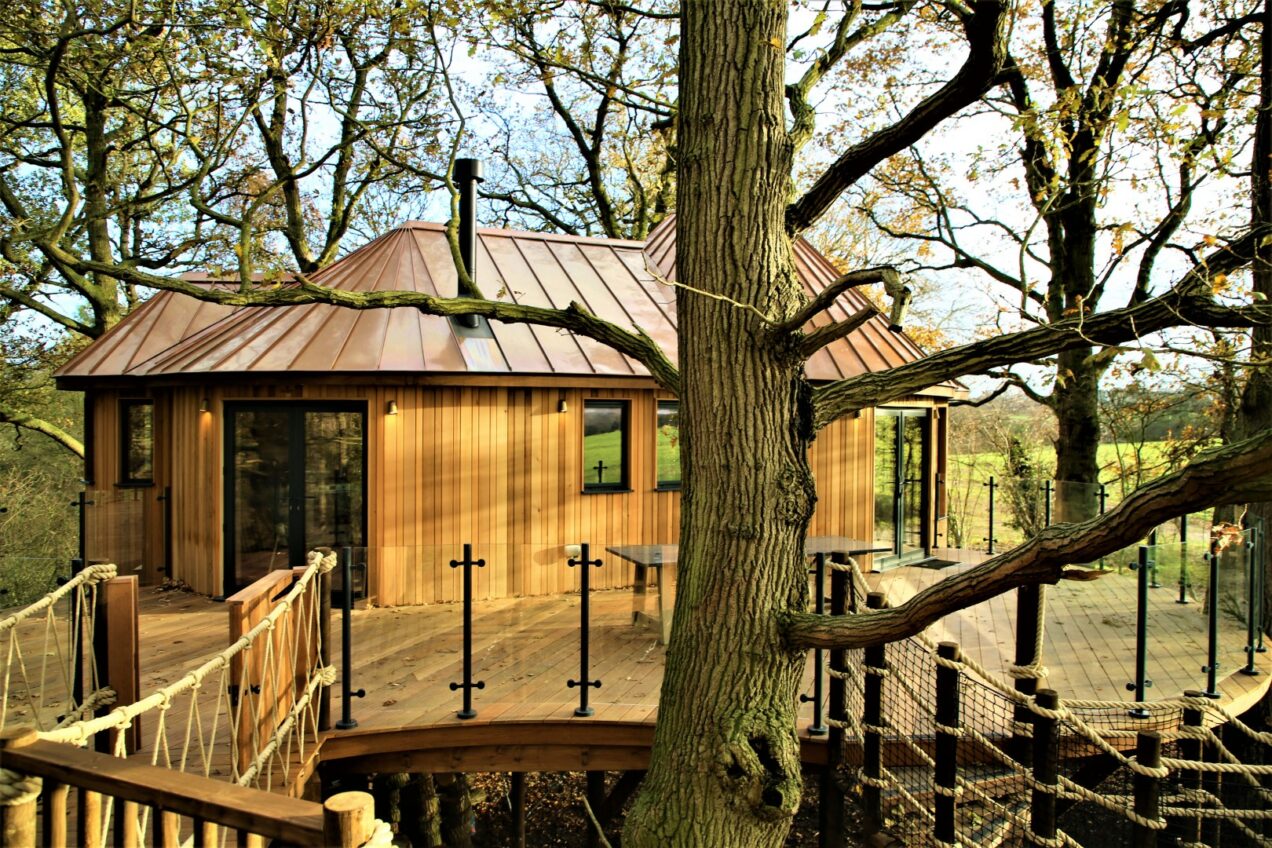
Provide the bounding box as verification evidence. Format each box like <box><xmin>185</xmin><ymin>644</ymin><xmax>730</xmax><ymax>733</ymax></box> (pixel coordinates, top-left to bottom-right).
<box><xmin>118</xmin><ymin>399</ymin><xmax>155</xmax><ymax>487</ymax></box>
<box><xmin>582</xmin><ymin>399</ymin><xmax>631</xmax><ymax>493</ymax></box>
<box><xmin>654</xmin><ymin>399</ymin><xmax>681</xmax><ymax>491</ymax></box>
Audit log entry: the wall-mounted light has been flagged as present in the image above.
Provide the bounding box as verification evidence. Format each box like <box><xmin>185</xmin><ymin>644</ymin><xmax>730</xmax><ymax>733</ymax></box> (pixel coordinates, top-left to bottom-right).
<box><xmin>557</xmin><ymin>398</ymin><xmax>568</xmax><ymax>413</ymax></box>
<box><xmin>199</xmin><ymin>397</ymin><xmax>211</xmax><ymax>414</ymax></box>
<box><xmin>387</xmin><ymin>399</ymin><xmax>399</xmax><ymax>415</ymax></box>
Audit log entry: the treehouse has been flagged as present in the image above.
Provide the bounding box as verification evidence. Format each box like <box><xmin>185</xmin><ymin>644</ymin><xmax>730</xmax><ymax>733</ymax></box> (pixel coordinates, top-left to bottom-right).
<box><xmin>55</xmin><ymin>206</ymin><xmax>961</xmax><ymax>605</ymax></box>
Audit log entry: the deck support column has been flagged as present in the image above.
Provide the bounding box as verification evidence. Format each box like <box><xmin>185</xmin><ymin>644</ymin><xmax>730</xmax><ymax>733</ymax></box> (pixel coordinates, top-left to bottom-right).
<box><xmin>585</xmin><ymin>771</ymin><xmax>606</xmax><ymax>848</ymax></box>
<box><xmin>509</xmin><ymin>772</ymin><xmax>526</xmax><ymax>848</ymax></box>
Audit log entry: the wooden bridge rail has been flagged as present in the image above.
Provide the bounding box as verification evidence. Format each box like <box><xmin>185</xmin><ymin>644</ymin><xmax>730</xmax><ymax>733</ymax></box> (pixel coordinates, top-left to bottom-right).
<box><xmin>0</xmin><ymin>729</ymin><xmax>376</xmax><ymax>848</ymax></box>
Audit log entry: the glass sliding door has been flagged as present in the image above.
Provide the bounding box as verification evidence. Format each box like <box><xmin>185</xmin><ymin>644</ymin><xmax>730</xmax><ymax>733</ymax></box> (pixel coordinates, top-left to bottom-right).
<box><xmin>873</xmin><ymin>409</ymin><xmax>930</xmax><ymax>566</ymax></box>
<box><xmin>225</xmin><ymin>403</ymin><xmax>366</xmax><ymax>594</ymax></box>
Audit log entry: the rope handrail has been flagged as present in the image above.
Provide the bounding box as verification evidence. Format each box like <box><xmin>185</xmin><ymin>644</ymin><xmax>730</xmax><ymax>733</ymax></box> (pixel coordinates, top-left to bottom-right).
<box><xmin>39</xmin><ymin>552</ymin><xmax>335</xmax><ymax>746</ymax></box>
<box><xmin>0</xmin><ymin>564</ymin><xmax>117</xmax><ymax>634</ymax></box>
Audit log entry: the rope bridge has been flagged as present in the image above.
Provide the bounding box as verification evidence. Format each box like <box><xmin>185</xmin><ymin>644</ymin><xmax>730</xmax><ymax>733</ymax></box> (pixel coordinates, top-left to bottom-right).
<box><xmin>827</xmin><ymin>557</ymin><xmax>1272</xmax><ymax>848</ymax></box>
<box><xmin>1</xmin><ymin>563</ymin><xmax>117</xmax><ymax>736</ymax></box>
<box><xmin>0</xmin><ymin>550</ymin><xmax>393</xmax><ymax>847</ymax></box>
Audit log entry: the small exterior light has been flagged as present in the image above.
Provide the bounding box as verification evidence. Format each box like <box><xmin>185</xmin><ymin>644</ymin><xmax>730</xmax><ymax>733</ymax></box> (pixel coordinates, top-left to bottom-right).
<box><xmin>387</xmin><ymin>400</ymin><xmax>399</xmax><ymax>415</ymax></box>
<box><xmin>199</xmin><ymin>398</ymin><xmax>211</xmax><ymax>414</ymax></box>
<box><xmin>557</xmin><ymin>398</ymin><xmax>568</xmax><ymax>413</ymax></box>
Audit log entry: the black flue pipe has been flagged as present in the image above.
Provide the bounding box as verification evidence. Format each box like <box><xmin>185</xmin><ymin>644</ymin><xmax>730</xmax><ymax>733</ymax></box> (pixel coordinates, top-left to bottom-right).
<box><xmin>454</xmin><ymin>157</ymin><xmax>484</xmax><ymax>313</ymax></box>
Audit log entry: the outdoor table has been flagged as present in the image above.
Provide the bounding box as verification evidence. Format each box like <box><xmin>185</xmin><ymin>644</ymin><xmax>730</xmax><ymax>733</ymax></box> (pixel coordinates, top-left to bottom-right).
<box><xmin>606</xmin><ymin>537</ymin><xmax>892</xmax><ymax>643</ymax></box>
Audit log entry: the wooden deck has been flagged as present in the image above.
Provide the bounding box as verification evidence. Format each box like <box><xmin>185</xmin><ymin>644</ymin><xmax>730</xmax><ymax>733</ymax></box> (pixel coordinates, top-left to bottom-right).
<box><xmin>11</xmin><ymin>556</ymin><xmax>1264</xmax><ymax>783</ymax></box>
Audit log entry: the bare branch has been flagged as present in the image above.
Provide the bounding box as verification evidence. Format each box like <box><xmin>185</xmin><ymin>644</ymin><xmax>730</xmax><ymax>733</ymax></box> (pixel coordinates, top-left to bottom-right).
<box><xmin>796</xmin><ymin>307</ymin><xmax>879</xmax><ymax>358</ymax></box>
<box><xmin>774</xmin><ymin>266</ymin><xmax>900</xmax><ymax>332</ymax></box>
<box><xmin>0</xmin><ymin>403</ymin><xmax>83</xmax><ymax>458</ymax></box>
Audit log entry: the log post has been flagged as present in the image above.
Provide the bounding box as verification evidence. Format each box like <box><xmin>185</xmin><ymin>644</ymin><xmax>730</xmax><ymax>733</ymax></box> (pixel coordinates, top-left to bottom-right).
<box><xmin>1132</xmin><ymin>731</ymin><xmax>1163</xmax><ymax>848</ymax></box>
<box><xmin>1029</xmin><ymin>689</ymin><xmax>1060</xmax><ymax>844</ymax></box>
<box><xmin>934</xmin><ymin>643</ymin><xmax>962</xmax><ymax>846</ymax></box>
<box><xmin>509</xmin><ymin>772</ymin><xmax>527</xmax><ymax>848</ymax></box>
<box><xmin>40</xmin><ymin>779</ymin><xmax>68</xmax><ymax>848</ymax></box>
<box><xmin>862</xmin><ymin>591</ymin><xmax>887</xmax><ymax>835</ymax></box>
<box><xmin>585</xmin><ymin>771</ymin><xmax>606</xmax><ymax>848</ymax></box>
<box><xmin>820</xmin><ymin>561</ymin><xmax>848</xmax><ymax>848</ymax></box>
<box><xmin>0</xmin><ymin>729</ymin><xmax>40</xmax><ymax>848</ymax></box>
<box><xmin>323</xmin><ymin>791</ymin><xmax>375</xmax><ymax>847</ymax></box>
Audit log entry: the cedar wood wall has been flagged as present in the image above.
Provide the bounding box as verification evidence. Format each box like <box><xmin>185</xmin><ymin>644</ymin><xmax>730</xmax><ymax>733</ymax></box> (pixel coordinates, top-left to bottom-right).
<box><xmin>84</xmin><ymin>382</ymin><xmax>945</xmax><ymax>605</ymax></box>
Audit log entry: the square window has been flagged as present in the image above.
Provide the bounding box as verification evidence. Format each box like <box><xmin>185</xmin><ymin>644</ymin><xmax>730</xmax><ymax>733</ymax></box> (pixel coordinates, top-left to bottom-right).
<box><xmin>120</xmin><ymin>400</ymin><xmax>154</xmax><ymax>485</ymax></box>
<box><xmin>583</xmin><ymin>400</ymin><xmax>629</xmax><ymax>492</ymax></box>
<box><xmin>656</xmin><ymin>400</ymin><xmax>681</xmax><ymax>490</ymax></box>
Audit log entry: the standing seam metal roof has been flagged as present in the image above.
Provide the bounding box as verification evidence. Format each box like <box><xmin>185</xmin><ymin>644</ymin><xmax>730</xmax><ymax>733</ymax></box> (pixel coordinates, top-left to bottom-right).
<box><xmin>55</xmin><ymin>219</ymin><xmax>950</xmax><ymax>389</ymax></box>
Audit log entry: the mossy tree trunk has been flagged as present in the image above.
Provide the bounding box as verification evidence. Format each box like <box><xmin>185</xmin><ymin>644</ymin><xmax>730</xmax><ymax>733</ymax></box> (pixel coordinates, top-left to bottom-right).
<box><xmin>623</xmin><ymin>3</ymin><xmax>816</xmax><ymax>846</ymax></box>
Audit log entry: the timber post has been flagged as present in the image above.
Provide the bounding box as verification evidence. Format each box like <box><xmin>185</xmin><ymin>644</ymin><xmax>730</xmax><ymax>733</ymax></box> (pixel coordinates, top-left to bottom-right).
<box><xmin>934</xmin><ymin>642</ymin><xmax>962</xmax><ymax>847</ymax></box>
<box><xmin>1131</xmin><ymin>731</ymin><xmax>1163</xmax><ymax>848</ymax></box>
<box><xmin>0</xmin><ymin>730</ymin><xmax>40</xmax><ymax>848</ymax></box>
<box><xmin>821</xmin><ymin>560</ymin><xmax>848</xmax><ymax>848</ymax></box>
<box><xmin>585</xmin><ymin>771</ymin><xmax>606</xmax><ymax>848</ymax></box>
<box><xmin>448</xmin><ymin>543</ymin><xmax>487</xmax><ymax>719</ymax></box>
<box><xmin>1029</xmin><ymin>689</ymin><xmax>1060</xmax><ymax>844</ymax></box>
<box><xmin>862</xmin><ymin>591</ymin><xmax>887</xmax><ymax>835</ymax></box>
<box><xmin>509</xmin><ymin>772</ymin><xmax>527</xmax><ymax>848</ymax></box>
<box><xmin>323</xmin><ymin>791</ymin><xmax>376</xmax><ymax>847</ymax></box>
<box><xmin>1012</xmin><ymin>583</ymin><xmax>1042</xmax><ymax>767</ymax></box>
<box><xmin>94</xmin><ymin>576</ymin><xmax>141</xmax><ymax>753</ymax></box>
<box><xmin>567</xmin><ymin>543</ymin><xmax>604</xmax><ymax>717</ymax></box>
<box><xmin>319</xmin><ymin>563</ymin><xmax>333</xmax><ymax>731</ymax></box>
<box><xmin>1172</xmin><ymin>692</ymin><xmax>1204</xmax><ymax>846</ymax></box>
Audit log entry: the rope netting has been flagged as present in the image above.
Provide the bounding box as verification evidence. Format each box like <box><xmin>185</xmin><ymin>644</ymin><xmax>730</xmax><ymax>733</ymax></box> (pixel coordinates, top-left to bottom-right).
<box><xmin>0</xmin><ymin>563</ymin><xmax>116</xmax><ymax>735</ymax></box>
<box><xmin>827</xmin><ymin>557</ymin><xmax>1272</xmax><ymax>848</ymax></box>
<box><xmin>28</xmin><ymin>551</ymin><xmax>340</xmax><ymax>846</ymax></box>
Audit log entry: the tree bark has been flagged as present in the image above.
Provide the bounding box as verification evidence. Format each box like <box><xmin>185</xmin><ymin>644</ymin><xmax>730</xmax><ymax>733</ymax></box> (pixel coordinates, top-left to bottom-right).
<box><xmin>623</xmin><ymin>3</ymin><xmax>814</xmax><ymax>846</ymax></box>
<box><xmin>1053</xmin><ymin>346</ymin><xmax>1103</xmax><ymax>523</ymax></box>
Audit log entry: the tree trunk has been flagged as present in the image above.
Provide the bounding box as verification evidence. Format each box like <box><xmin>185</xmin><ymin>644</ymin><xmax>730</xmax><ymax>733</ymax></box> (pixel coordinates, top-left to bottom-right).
<box><xmin>1052</xmin><ymin>346</ymin><xmax>1103</xmax><ymax>524</ymax></box>
<box><xmin>623</xmin><ymin>3</ymin><xmax>814</xmax><ymax>846</ymax></box>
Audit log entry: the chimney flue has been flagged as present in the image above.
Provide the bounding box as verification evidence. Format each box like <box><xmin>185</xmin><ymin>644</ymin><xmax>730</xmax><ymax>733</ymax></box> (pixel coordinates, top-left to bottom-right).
<box><xmin>454</xmin><ymin>157</ymin><xmax>484</xmax><ymax>297</ymax></box>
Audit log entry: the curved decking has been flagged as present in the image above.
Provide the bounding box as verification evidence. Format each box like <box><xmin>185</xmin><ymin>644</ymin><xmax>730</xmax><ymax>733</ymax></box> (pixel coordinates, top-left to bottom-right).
<box><xmin>125</xmin><ymin>565</ymin><xmax>1270</xmax><ymax>785</ymax></box>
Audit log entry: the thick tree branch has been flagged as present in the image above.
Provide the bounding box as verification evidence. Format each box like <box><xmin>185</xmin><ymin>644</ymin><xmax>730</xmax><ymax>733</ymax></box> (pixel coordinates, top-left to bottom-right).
<box><xmin>783</xmin><ymin>427</ymin><xmax>1272</xmax><ymax>649</ymax></box>
<box><xmin>0</xmin><ymin>404</ymin><xmax>83</xmax><ymax>458</ymax></box>
<box><xmin>774</xmin><ymin>266</ymin><xmax>899</xmax><ymax>332</ymax></box>
<box><xmin>70</xmin><ymin>262</ymin><xmax>681</xmax><ymax>394</ymax></box>
<box><xmin>785</xmin><ymin>0</ymin><xmax>1008</xmax><ymax>234</ymax></box>
<box><xmin>811</xmin><ymin>230</ymin><xmax>1268</xmax><ymax>426</ymax></box>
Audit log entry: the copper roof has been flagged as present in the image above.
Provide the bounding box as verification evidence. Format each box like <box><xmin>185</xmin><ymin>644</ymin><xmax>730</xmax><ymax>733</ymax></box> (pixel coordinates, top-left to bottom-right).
<box><xmin>56</xmin><ymin>220</ymin><xmax>956</xmax><ymax>393</ymax></box>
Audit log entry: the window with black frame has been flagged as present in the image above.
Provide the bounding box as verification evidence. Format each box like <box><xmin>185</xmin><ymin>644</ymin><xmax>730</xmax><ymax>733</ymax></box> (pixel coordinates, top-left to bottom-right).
<box><xmin>656</xmin><ymin>400</ymin><xmax>681</xmax><ymax>489</ymax></box>
<box><xmin>120</xmin><ymin>399</ymin><xmax>154</xmax><ymax>485</ymax></box>
<box><xmin>583</xmin><ymin>400</ymin><xmax>629</xmax><ymax>491</ymax></box>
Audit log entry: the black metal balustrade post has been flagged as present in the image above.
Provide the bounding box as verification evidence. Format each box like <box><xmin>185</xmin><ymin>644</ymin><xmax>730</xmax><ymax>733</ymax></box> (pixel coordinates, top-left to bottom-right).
<box><xmin>567</xmin><ymin>543</ymin><xmax>603</xmax><ymax>717</ymax></box>
<box><xmin>1243</xmin><ymin>527</ymin><xmax>1260</xmax><ymax>676</ymax></box>
<box><xmin>1148</xmin><ymin>529</ymin><xmax>1161</xmax><ymax>588</ymax></box>
<box><xmin>157</xmin><ymin>485</ymin><xmax>173</xmax><ymax>580</ymax></box>
<box><xmin>800</xmin><ymin>553</ymin><xmax>827</xmax><ymax>736</ymax></box>
<box><xmin>1042</xmin><ymin>480</ymin><xmax>1053</xmax><ymax>527</ymax></box>
<box><xmin>862</xmin><ymin>591</ymin><xmax>886</xmax><ymax>836</ymax></box>
<box><xmin>1126</xmin><ymin>545</ymin><xmax>1153</xmax><ymax>717</ymax></box>
<box><xmin>336</xmin><ymin>546</ymin><xmax>366</xmax><ymax>729</ymax></box>
<box><xmin>1178</xmin><ymin>515</ymin><xmax>1192</xmax><ymax>604</ymax></box>
<box><xmin>934</xmin><ymin>643</ymin><xmax>962</xmax><ymax>847</ymax></box>
<box><xmin>984</xmin><ymin>476</ymin><xmax>997</xmax><ymax>554</ymax></box>
<box><xmin>1030</xmin><ymin>689</ymin><xmax>1060</xmax><ymax>845</ymax></box>
<box><xmin>1012</xmin><ymin>584</ymin><xmax>1042</xmax><ymax>767</ymax></box>
<box><xmin>1097</xmin><ymin>484</ymin><xmax>1109</xmax><ymax>570</ymax></box>
<box><xmin>1132</xmin><ymin>731</ymin><xmax>1163</xmax><ymax>848</ymax></box>
<box><xmin>821</xmin><ymin>565</ymin><xmax>848</xmax><ymax>848</ymax></box>
<box><xmin>449</xmin><ymin>543</ymin><xmax>487</xmax><ymax>718</ymax></box>
<box><xmin>1202</xmin><ymin>540</ymin><xmax>1222</xmax><ymax>699</ymax></box>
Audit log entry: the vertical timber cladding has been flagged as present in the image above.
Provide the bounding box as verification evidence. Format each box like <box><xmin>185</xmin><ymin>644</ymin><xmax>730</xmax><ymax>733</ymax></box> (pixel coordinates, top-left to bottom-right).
<box><xmin>88</xmin><ymin>380</ymin><xmax>889</xmax><ymax>604</ymax></box>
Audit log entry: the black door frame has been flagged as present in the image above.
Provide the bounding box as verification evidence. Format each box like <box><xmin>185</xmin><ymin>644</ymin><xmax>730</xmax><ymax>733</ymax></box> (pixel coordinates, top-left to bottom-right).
<box><xmin>222</xmin><ymin>400</ymin><xmax>368</xmax><ymax>595</ymax></box>
<box><xmin>876</xmin><ymin>408</ymin><xmax>931</xmax><ymax>567</ymax></box>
